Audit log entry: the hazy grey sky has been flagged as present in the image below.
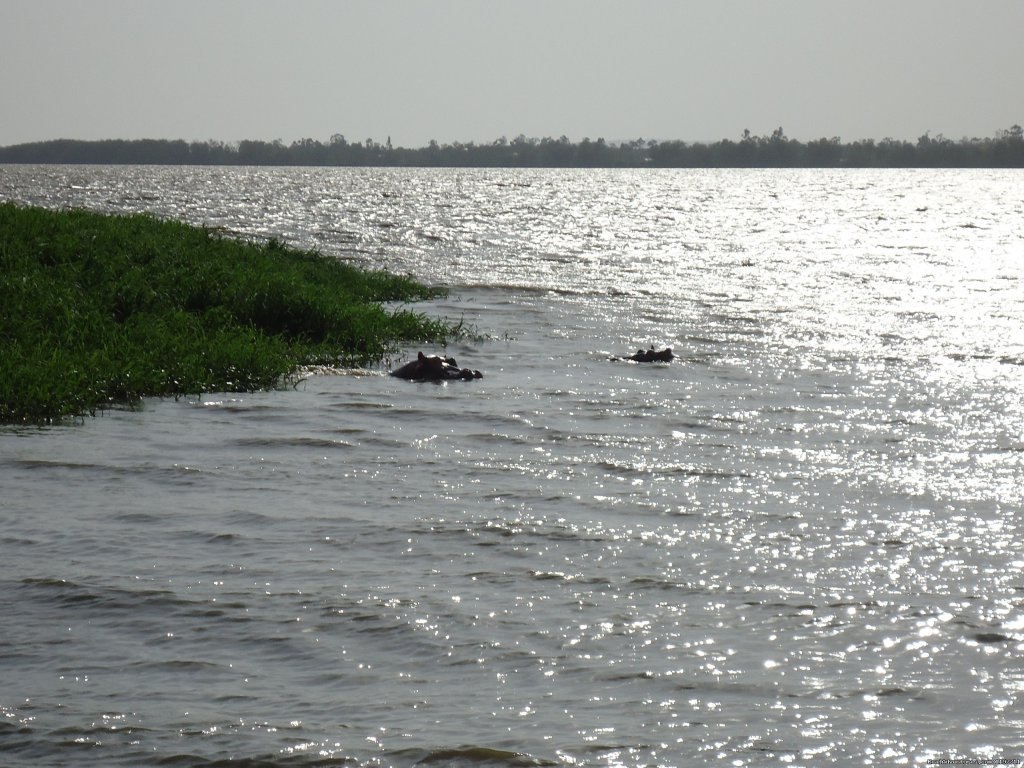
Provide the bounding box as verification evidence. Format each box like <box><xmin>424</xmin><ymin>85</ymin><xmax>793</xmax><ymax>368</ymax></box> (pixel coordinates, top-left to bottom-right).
<box><xmin>3</xmin><ymin>0</ymin><xmax>1021</xmax><ymax>148</ymax></box>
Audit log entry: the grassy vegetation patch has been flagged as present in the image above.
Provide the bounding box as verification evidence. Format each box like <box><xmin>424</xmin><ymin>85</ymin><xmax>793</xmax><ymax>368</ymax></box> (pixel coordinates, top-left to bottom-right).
<box><xmin>0</xmin><ymin>203</ymin><xmax>461</xmax><ymax>423</ymax></box>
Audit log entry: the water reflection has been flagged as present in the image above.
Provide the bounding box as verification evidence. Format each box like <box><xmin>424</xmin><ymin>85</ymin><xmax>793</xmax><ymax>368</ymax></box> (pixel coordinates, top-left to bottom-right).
<box><xmin>2</xmin><ymin>166</ymin><xmax>1023</xmax><ymax>764</ymax></box>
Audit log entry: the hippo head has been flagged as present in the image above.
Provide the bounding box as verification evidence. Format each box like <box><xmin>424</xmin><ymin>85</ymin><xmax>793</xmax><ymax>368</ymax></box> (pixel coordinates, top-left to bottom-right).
<box><xmin>417</xmin><ymin>351</ymin><xmax>447</xmax><ymax>378</ymax></box>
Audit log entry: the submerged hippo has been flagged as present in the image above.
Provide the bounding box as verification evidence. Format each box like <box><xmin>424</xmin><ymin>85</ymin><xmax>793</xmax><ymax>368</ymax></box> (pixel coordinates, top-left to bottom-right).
<box><xmin>626</xmin><ymin>347</ymin><xmax>674</xmax><ymax>363</ymax></box>
<box><xmin>390</xmin><ymin>352</ymin><xmax>483</xmax><ymax>382</ymax></box>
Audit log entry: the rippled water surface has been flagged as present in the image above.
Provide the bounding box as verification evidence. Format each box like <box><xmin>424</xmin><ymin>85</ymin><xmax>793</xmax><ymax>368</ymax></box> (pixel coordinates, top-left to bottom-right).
<box><xmin>2</xmin><ymin>166</ymin><xmax>1023</xmax><ymax>766</ymax></box>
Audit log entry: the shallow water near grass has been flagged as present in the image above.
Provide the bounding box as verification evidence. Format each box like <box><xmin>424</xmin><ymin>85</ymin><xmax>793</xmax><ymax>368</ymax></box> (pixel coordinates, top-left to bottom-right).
<box><xmin>2</xmin><ymin>166</ymin><xmax>1024</xmax><ymax>766</ymax></box>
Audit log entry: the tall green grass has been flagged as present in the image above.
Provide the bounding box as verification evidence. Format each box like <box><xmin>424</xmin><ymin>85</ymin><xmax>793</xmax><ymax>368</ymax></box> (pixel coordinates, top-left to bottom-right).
<box><xmin>0</xmin><ymin>202</ymin><xmax>462</xmax><ymax>423</ymax></box>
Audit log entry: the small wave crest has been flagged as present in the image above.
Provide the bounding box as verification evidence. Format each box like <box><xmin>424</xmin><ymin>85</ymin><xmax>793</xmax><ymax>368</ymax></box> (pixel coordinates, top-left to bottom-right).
<box><xmin>402</xmin><ymin>745</ymin><xmax>557</xmax><ymax>766</ymax></box>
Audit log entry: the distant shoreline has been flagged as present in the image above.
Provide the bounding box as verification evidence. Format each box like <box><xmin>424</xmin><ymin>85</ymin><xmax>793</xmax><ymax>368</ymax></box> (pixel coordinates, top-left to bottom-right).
<box><xmin>2</xmin><ymin>127</ymin><xmax>1022</xmax><ymax>168</ymax></box>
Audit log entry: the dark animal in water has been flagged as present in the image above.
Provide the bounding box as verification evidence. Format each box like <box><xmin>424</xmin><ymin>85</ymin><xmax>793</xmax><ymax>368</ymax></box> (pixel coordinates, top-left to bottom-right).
<box><xmin>627</xmin><ymin>347</ymin><xmax>674</xmax><ymax>363</ymax></box>
<box><xmin>390</xmin><ymin>352</ymin><xmax>483</xmax><ymax>381</ymax></box>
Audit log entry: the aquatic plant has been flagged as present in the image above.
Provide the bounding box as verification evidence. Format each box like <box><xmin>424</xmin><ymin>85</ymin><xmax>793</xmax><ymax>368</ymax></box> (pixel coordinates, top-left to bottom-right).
<box><xmin>0</xmin><ymin>203</ymin><xmax>460</xmax><ymax>423</ymax></box>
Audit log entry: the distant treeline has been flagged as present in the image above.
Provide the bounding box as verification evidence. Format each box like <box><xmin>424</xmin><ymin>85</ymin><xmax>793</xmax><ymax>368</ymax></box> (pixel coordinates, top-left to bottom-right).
<box><xmin>2</xmin><ymin>126</ymin><xmax>1023</xmax><ymax>167</ymax></box>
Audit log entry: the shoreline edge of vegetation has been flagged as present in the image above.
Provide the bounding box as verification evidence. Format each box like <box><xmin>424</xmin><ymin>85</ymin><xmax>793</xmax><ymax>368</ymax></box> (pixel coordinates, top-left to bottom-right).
<box><xmin>0</xmin><ymin>202</ymin><xmax>464</xmax><ymax>424</ymax></box>
<box><xmin>1</xmin><ymin>125</ymin><xmax>1023</xmax><ymax>168</ymax></box>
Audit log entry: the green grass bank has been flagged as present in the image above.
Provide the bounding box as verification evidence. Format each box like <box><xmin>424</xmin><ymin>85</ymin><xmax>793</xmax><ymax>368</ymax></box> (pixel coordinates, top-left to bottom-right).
<box><xmin>0</xmin><ymin>202</ymin><xmax>462</xmax><ymax>423</ymax></box>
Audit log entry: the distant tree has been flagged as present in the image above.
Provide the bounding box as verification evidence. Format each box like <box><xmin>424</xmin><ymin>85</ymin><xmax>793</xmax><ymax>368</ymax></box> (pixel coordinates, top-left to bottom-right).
<box><xmin>4</xmin><ymin>127</ymin><xmax>1024</xmax><ymax>167</ymax></box>
<box><xmin>804</xmin><ymin>136</ymin><xmax>842</xmax><ymax>166</ymax></box>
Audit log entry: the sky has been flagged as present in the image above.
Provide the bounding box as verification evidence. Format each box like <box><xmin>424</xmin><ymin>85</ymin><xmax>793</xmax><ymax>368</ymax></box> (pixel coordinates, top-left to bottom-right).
<box><xmin>2</xmin><ymin>0</ymin><xmax>1022</xmax><ymax>149</ymax></box>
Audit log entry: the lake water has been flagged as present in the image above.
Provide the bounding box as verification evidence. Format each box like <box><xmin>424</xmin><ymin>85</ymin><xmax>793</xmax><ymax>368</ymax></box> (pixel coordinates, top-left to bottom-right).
<box><xmin>1</xmin><ymin>165</ymin><xmax>1023</xmax><ymax>767</ymax></box>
